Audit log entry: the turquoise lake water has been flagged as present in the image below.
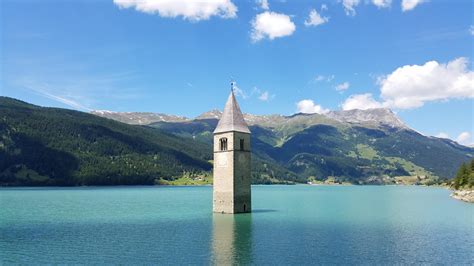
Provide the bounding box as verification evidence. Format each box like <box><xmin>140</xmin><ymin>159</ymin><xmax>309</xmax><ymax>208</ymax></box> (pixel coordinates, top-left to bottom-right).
<box><xmin>0</xmin><ymin>185</ymin><xmax>472</xmax><ymax>264</ymax></box>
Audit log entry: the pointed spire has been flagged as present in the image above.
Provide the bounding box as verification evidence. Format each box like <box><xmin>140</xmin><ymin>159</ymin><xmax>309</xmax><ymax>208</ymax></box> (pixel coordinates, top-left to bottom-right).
<box><xmin>213</xmin><ymin>84</ymin><xmax>251</xmax><ymax>134</ymax></box>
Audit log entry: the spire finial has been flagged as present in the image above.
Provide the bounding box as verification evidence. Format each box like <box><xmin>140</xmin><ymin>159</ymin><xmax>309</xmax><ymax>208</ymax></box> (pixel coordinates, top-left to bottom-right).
<box><xmin>230</xmin><ymin>78</ymin><xmax>235</xmax><ymax>92</ymax></box>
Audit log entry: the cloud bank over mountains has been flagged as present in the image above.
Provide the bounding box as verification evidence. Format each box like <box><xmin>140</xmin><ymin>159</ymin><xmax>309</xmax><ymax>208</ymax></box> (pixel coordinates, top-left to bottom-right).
<box><xmin>436</xmin><ymin>131</ymin><xmax>472</xmax><ymax>147</ymax></box>
<box><xmin>300</xmin><ymin>57</ymin><xmax>472</xmax><ymax>117</ymax></box>
<box><xmin>341</xmin><ymin>94</ymin><xmax>383</xmax><ymax>110</ymax></box>
<box><xmin>299</xmin><ymin>57</ymin><xmax>473</xmax><ymax>146</ymax></box>
<box><xmin>338</xmin><ymin>57</ymin><xmax>474</xmax><ymax>111</ymax></box>
<box><xmin>379</xmin><ymin>57</ymin><xmax>473</xmax><ymax>109</ymax></box>
<box><xmin>296</xmin><ymin>99</ymin><xmax>329</xmax><ymax>114</ymax></box>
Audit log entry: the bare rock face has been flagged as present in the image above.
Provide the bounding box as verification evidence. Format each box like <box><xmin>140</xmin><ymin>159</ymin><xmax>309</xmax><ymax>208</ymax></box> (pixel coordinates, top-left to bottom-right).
<box><xmin>196</xmin><ymin>109</ymin><xmax>222</xmax><ymax>120</ymax></box>
<box><xmin>450</xmin><ymin>190</ymin><xmax>474</xmax><ymax>203</ymax></box>
<box><xmin>326</xmin><ymin>108</ymin><xmax>408</xmax><ymax>129</ymax></box>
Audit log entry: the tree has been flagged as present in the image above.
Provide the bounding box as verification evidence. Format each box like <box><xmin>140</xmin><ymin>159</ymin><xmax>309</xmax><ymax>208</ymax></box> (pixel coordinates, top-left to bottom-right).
<box><xmin>452</xmin><ymin>160</ymin><xmax>474</xmax><ymax>189</ymax></box>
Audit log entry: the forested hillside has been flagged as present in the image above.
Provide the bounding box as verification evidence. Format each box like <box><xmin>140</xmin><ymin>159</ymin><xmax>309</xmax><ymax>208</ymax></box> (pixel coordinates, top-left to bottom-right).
<box><xmin>1</xmin><ymin>96</ymin><xmax>473</xmax><ymax>186</ymax></box>
<box><xmin>0</xmin><ymin>97</ymin><xmax>211</xmax><ymax>186</ymax></box>
<box><xmin>150</xmin><ymin>113</ymin><xmax>473</xmax><ymax>184</ymax></box>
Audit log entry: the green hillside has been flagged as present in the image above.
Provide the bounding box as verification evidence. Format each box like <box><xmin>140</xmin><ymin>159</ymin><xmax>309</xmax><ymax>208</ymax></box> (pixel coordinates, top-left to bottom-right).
<box><xmin>1</xmin><ymin>96</ymin><xmax>472</xmax><ymax>186</ymax></box>
<box><xmin>151</xmin><ymin>116</ymin><xmax>473</xmax><ymax>184</ymax></box>
<box><xmin>0</xmin><ymin>97</ymin><xmax>212</xmax><ymax>186</ymax></box>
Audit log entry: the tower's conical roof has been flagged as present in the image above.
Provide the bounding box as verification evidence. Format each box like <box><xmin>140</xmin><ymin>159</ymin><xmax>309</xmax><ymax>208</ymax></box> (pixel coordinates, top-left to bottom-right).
<box><xmin>213</xmin><ymin>90</ymin><xmax>250</xmax><ymax>134</ymax></box>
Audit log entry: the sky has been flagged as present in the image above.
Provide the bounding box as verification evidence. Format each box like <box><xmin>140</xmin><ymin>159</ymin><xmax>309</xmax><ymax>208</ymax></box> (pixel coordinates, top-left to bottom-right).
<box><xmin>1</xmin><ymin>0</ymin><xmax>473</xmax><ymax>145</ymax></box>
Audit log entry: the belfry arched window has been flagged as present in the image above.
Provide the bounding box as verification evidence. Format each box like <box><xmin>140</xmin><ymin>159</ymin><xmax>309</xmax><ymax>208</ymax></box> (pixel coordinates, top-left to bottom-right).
<box><xmin>240</xmin><ymin>139</ymin><xmax>244</xmax><ymax>151</ymax></box>
<box><xmin>219</xmin><ymin>138</ymin><xmax>228</xmax><ymax>151</ymax></box>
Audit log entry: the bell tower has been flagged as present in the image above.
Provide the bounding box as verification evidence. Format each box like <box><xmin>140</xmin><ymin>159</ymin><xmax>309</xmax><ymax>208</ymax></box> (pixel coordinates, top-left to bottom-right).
<box><xmin>213</xmin><ymin>82</ymin><xmax>251</xmax><ymax>214</ymax></box>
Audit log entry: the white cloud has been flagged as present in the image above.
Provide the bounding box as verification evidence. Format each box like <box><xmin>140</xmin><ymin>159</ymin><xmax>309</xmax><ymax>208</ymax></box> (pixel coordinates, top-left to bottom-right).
<box><xmin>470</xmin><ymin>25</ymin><xmax>474</xmax><ymax>36</ymax></box>
<box><xmin>258</xmin><ymin>91</ymin><xmax>270</xmax><ymax>101</ymax></box>
<box><xmin>235</xmin><ymin>85</ymin><xmax>273</xmax><ymax>101</ymax></box>
<box><xmin>232</xmin><ymin>84</ymin><xmax>248</xmax><ymax>99</ymax></box>
<box><xmin>113</xmin><ymin>0</ymin><xmax>237</xmax><ymax>21</ymax></box>
<box><xmin>342</xmin><ymin>0</ymin><xmax>360</xmax><ymax>16</ymax></box>
<box><xmin>372</xmin><ymin>0</ymin><xmax>392</xmax><ymax>8</ymax></box>
<box><xmin>379</xmin><ymin>57</ymin><xmax>474</xmax><ymax>109</ymax></box>
<box><xmin>315</xmin><ymin>75</ymin><xmax>325</xmax><ymax>81</ymax></box>
<box><xmin>314</xmin><ymin>74</ymin><xmax>335</xmax><ymax>82</ymax></box>
<box><xmin>257</xmin><ymin>0</ymin><xmax>269</xmax><ymax>10</ymax></box>
<box><xmin>341</xmin><ymin>57</ymin><xmax>473</xmax><ymax>111</ymax></box>
<box><xmin>457</xmin><ymin>132</ymin><xmax>472</xmax><ymax>146</ymax></box>
<box><xmin>335</xmin><ymin>82</ymin><xmax>350</xmax><ymax>91</ymax></box>
<box><xmin>341</xmin><ymin>93</ymin><xmax>384</xmax><ymax>110</ymax></box>
<box><xmin>321</xmin><ymin>4</ymin><xmax>328</xmax><ymax>11</ymax></box>
<box><xmin>434</xmin><ymin>132</ymin><xmax>473</xmax><ymax>146</ymax></box>
<box><xmin>304</xmin><ymin>9</ymin><xmax>329</xmax><ymax>27</ymax></box>
<box><xmin>251</xmin><ymin>11</ymin><xmax>296</xmax><ymax>41</ymax></box>
<box><xmin>435</xmin><ymin>132</ymin><xmax>449</xmax><ymax>139</ymax></box>
<box><xmin>296</xmin><ymin>99</ymin><xmax>329</xmax><ymax>114</ymax></box>
<box><xmin>401</xmin><ymin>0</ymin><xmax>426</xmax><ymax>12</ymax></box>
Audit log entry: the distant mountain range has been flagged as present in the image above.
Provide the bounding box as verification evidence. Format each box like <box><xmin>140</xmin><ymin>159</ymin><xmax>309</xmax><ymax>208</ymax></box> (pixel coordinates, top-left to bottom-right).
<box><xmin>91</xmin><ymin>105</ymin><xmax>473</xmax><ymax>184</ymax></box>
<box><xmin>1</xmin><ymin>96</ymin><xmax>472</xmax><ymax>186</ymax></box>
<box><xmin>90</xmin><ymin>110</ymin><xmax>188</xmax><ymax>125</ymax></box>
<box><xmin>92</xmin><ymin>107</ymin><xmax>408</xmax><ymax>129</ymax></box>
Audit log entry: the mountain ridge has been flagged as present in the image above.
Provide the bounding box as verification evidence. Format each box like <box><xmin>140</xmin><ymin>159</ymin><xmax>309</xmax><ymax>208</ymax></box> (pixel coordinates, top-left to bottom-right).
<box><xmin>90</xmin><ymin>110</ymin><xmax>188</xmax><ymax>125</ymax></box>
<box><xmin>1</xmin><ymin>96</ymin><xmax>472</xmax><ymax>186</ymax></box>
<box><xmin>0</xmin><ymin>97</ymin><xmax>212</xmax><ymax>186</ymax></box>
<box><xmin>93</xmin><ymin>108</ymin><xmax>474</xmax><ymax>149</ymax></box>
<box><xmin>93</xmin><ymin>107</ymin><xmax>413</xmax><ymax>134</ymax></box>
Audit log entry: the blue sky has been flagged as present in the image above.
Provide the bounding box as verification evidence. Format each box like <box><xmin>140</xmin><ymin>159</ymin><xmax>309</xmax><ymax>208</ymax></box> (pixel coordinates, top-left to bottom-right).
<box><xmin>1</xmin><ymin>0</ymin><xmax>473</xmax><ymax>145</ymax></box>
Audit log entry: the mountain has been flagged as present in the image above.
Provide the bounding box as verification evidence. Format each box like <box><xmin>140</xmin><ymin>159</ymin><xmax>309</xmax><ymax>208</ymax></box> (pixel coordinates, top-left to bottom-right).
<box><xmin>196</xmin><ymin>109</ymin><xmax>222</xmax><ymax>120</ymax></box>
<box><xmin>2</xmin><ymin>97</ymin><xmax>472</xmax><ymax>186</ymax></box>
<box><xmin>0</xmin><ymin>97</ymin><xmax>211</xmax><ymax>186</ymax></box>
<box><xmin>325</xmin><ymin>109</ymin><xmax>407</xmax><ymax>129</ymax></box>
<box><xmin>93</xmin><ymin>107</ymin><xmax>407</xmax><ymax>131</ymax></box>
<box><xmin>90</xmin><ymin>110</ymin><xmax>189</xmax><ymax>125</ymax></box>
<box><xmin>145</xmin><ymin>108</ymin><xmax>473</xmax><ymax>184</ymax></box>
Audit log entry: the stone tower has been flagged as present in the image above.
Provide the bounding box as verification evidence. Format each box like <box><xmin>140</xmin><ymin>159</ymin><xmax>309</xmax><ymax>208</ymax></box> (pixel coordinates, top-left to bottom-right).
<box><xmin>213</xmin><ymin>83</ymin><xmax>251</xmax><ymax>214</ymax></box>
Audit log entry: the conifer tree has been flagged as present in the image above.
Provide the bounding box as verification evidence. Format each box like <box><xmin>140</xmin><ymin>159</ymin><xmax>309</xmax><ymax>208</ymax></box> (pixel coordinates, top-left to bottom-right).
<box><xmin>452</xmin><ymin>160</ymin><xmax>474</xmax><ymax>189</ymax></box>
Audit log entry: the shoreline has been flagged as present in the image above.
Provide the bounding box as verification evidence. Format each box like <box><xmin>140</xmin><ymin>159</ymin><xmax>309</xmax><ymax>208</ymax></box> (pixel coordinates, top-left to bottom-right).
<box><xmin>0</xmin><ymin>183</ymin><xmax>455</xmax><ymax>188</ymax></box>
<box><xmin>3</xmin><ymin>184</ymin><xmax>472</xmax><ymax>203</ymax></box>
<box><xmin>450</xmin><ymin>190</ymin><xmax>474</xmax><ymax>203</ymax></box>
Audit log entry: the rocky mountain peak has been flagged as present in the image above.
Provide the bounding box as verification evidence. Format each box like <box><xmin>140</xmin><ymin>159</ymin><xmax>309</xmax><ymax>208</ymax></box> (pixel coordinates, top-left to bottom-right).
<box><xmin>196</xmin><ymin>109</ymin><xmax>222</xmax><ymax>120</ymax></box>
<box><xmin>325</xmin><ymin>108</ymin><xmax>407</xmax><ymax>128</ymax></box>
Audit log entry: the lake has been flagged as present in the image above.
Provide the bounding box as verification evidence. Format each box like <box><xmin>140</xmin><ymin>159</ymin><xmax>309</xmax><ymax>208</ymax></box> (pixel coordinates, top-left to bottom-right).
<box><xmin>0</xmin><ymin>185</ymin><xmax>472</xmax><ymax>264</ymax></box>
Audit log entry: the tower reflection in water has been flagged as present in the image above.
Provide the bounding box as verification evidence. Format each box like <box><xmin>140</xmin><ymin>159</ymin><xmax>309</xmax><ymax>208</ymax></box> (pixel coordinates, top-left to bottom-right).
<box><xmin>211</xmin><ymin>213</ymin><xmax>252</xmax><ymax>265</ymax></box>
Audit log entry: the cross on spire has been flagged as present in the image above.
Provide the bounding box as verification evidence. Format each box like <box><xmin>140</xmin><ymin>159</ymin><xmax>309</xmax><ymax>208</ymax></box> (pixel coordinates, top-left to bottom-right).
<box><xmin>230</xmin><ymin>79</ymin><xmax>235</xmax><ymax>92</ymax></box>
